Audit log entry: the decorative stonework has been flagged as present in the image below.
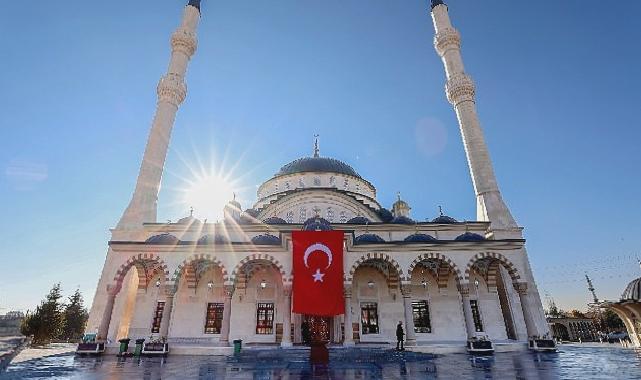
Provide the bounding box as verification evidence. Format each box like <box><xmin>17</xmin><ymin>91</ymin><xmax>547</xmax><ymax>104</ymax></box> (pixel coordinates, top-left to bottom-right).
<box><xmin>407</xmin><ymin>252</ymin><xmax>463</xmax><ymax>286</ymax></box>
<box><xmin>171</xmin><ymin>254</ymin><xmax>229</xmax><ymax>288</ymax></box>
<box><xmin>400</xmin><ymin>282</ymin><xmax>412</xmax><ymax>298</ymax></box>
<box><xmin>347</xmin><ymin>253</ymin><xmax>404</xmax><ymax>283</ymax></box>
<box><xmin>464</xmin><ymin>252</ymin><xmax>521</xmax><ymax>284</ymax></box>
<box><xmin>171</xmin><ymin>28</ymin><xmax>197</xmax><ymax>57</ymax></box>
<box><xmin>445</xmin><ymin>73</ymin><xmax>475</xmax><ymax>106</ymax></box>
<box><xmin>457</xmin><ymin>283</ymin><xmax>471</xmax><ymax>297</ymax></box>
<box><xmin>434</xmin><ymin>27</ymin><xmax>461</xmax><ymax>56</ymax></box>
<box><xmin>513</xmin><ymin>282</ymin><xmax>528</xmax><ymax>295</ymax></box>
<box><xmin>113</xmin><ymin>254</ymin><xmax>169</xmax><ymax>291</ymax></box>
<box><xmin>157</xmin><ymin>73</ymin><xmax>187</xmax><ymax>106</ymax></box>
<box><xmin>230</xmin><ymin>253</ymin><xmax>289</xmax><ymax>284</ymax></box>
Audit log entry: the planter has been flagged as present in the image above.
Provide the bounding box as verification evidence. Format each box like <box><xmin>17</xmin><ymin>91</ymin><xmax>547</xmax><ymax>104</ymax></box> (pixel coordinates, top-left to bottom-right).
<box><xmin>141</xmin><ymin>342</ymin><xmax>169</xmax><ymax>356</ymax></box>
<box><xmin>76</xmin><ymin>342</ymin><xmax>105</xmax><ymax>355</ymax></box>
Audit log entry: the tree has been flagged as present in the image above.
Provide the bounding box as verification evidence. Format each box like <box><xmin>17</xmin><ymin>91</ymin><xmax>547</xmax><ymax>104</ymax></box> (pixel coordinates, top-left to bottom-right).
<box><xmin>61</xmin><ymin>289</ymin><xmax>88</xmax><ymax>341</ymax></box>
<box><xmin>20</xmin><ymin>283</ymin><xmax>65</xmax><ymax>345</ymax></box>
<box><xmin>569</xmin><ymin>309</ymin><xmax>586</xmax><ymax>319</ymax></box>
<box><xmin>601</xmin><ymin>309</ymin><xmax>625</xmax><ymax>332</ymax></box>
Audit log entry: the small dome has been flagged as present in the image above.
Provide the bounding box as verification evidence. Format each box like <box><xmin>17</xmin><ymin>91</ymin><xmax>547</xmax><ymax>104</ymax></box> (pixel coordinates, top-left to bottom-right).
<box><xmin>146</xmin><ymin>233</ymin><xmax>179</xmax><ymax>245</ymax></box>
<box><xmin>263</xmin><ymin>216</ymin><xmax>287</xmax><ymax>225</ymax></box>
<box><xmin>244</xmin><ymin>209</ymin><xmax>260</xmax><ymax>218</ymax></box>
<box><xmin>378</xmin><ymin>208</ymin><xmax>394</xmax><ymax>223</ymax></box>
<box><xmin>275</xmin><ymin>156</ymin><xmax>361</xmax><ymax>179</ymax></box>
<box><xmin>431</xmin><ymin>215</ymin><xmax>458</xmax><ymax>224</ymax></box>
<box><xmin>177</xmin><ymin>215</ymin><xmax>202</xmax><ymax>225</ymax></box>
<box><xmin>354</xmin><ymin>233</ymin><xmax>385</xmax><ymax>244</ymax></box>
<box><xmin>454</xmin><ymin>232</ymin><xmax>485</xmax><ymax>242</ymax></box>
<box><xmin>622</xmin><ymin>278</ymin><xmax>641</xmax><ymax>301</ymax></box>
<box><xmin>404</xmin><ymin>233</ymin><xmax>437</xmax><ymax>243</ymax></box>
<box><xmin>251</xmin><ymin>234</ymin><xmax>282</xmax><ymax>245</ymax></box>
<box><xmin>197</xmin><ymin>234</ymin><xmax>230</xmax><ymax>244</ymax></box>
<box><xmin>303</xmin><ymin>217</ymin><xmax>332</xmax><ymax>231</ymax></box>
<box><xmin>346</xmin><ymin>216</ymin><xmax>371</xmax><ymax>225</ymax></box>
<box><xmin>391</xmin><ymin>216</ymin><xmax>416</xmax><ymax>225</ymax></box>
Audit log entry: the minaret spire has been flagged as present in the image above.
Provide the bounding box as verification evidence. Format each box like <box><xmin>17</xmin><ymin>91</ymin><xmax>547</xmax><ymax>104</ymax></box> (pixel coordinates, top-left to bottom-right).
<box><xmin>430</xmin><ymin>2</ymin><xmax>517</xmax><ymax>231</ymax></box>
<box><xmin>313</xmin><ymin>134</ymin><xmax>320</xmax><ymax>158</ymax></box>
<box><xmin>117</xmin><ymin>1</ymin><xmax>202</xmax><ymax>229</ymax></box>
<box><xmin>585</xmin><ymin>273</ymin><xmax>599</xmax><ymax>303</ymax></box>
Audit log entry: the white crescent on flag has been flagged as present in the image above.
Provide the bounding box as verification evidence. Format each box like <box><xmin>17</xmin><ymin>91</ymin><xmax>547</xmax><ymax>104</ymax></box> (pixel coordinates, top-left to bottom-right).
<box><xmin>303</xmin><ymin>243</ymin><xmax>333</xmax><ymax>269</ymax></box>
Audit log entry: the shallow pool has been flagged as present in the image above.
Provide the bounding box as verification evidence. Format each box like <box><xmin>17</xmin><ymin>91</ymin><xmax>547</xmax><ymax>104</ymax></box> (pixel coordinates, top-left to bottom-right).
<box><xmin>2</xmin><ymin>344</ymin><xmax>640</xmax><ymax>379</ymax></box>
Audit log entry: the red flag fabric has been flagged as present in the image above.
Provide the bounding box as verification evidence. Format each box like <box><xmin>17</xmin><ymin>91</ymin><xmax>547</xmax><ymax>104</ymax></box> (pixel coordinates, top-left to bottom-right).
<box><xmin>292</xmin><ymin>231</ymin><xmax>344</xmax><ymax>316</ymax></box>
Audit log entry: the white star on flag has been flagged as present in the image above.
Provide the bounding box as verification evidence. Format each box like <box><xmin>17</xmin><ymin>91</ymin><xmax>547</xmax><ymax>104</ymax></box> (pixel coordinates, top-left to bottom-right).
<box><xmin>312</xmin><ymin>268</ymin><xmax>325</xmax><ymax>283</ymax></box>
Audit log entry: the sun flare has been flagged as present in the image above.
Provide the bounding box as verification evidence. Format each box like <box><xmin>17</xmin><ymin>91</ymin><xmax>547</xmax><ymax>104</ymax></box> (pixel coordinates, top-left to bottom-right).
<box><xmin>183</xmin><ymin>173</ymin><xmax>235</xmax><ymax>221</ymax></box>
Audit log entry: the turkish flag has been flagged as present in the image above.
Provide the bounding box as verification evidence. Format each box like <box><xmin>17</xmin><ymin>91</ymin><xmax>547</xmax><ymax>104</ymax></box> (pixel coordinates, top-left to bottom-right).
<box><xmin>292</xmin><ymin>231</ymin><xmax>344</xmax><ymax>316</ymax></box>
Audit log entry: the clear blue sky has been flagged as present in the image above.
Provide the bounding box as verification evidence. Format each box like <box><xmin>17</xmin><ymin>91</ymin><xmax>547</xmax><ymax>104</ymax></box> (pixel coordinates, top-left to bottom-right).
<box><xmin>1</xmin><ymin>0</ymin><xmax>640</xmax><ymax>313</ymax></box>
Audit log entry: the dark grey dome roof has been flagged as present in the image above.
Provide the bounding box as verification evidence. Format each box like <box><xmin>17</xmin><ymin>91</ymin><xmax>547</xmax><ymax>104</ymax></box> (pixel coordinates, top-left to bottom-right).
<box><xmin>404</xmin><ymin>233</ymin><xmax>437</xmax><ymax>243</ymax></box>
<box><xmin>378</xmin><ymin>208</ymin><xmax>394</xmax><ymax>223</ymax></box>
<box><xmin>391</xmin><ymin>216</ymin><xmax>415</xmax><ymax>225</ymax></box>
<box><xmin>432</xmin><ymin>215</ymin><xmax>458</xmax><ymax>224</ymax></box>
<box><xmin>455</xmin><ymin>232</ymin><xmax>485</xmax><ymax>242</ymax></box>
<box><xmin>146</xmin><ymin>233</ymin><xmax>179</xmax><ymax>245</ymax></box>
<box><xmin>275</xmin><ymin>157</ymin><xmax>361</xmax><ymax>178</ymax></box>
<box><xmin>251</xmin><ymin>234</ymin><xmax>282</xmax><ymax>245</ymax></box>
<box><xmin>354</xmin><ymin>233</ymin><xmax>385</xmax><ymax>244</ymax></box>
<box><xmin>346</xmin><ymin>216</ymin><xmax>371</xmax><ymax>225</ymax></box>
<box><xmin>263</xmin><ymin>216</ymin><xmax>287</xmax><ymax>225</ymax></box>
<box><xmin>198</xmin><ymin>234</ymin><xmax>229</xmax><ymax>244</ymax></box>
<box><xmin>622</xmin><ymin>278</ymin><xmax>641</xmax><ymax>301</ymax></box>
<box><xmin>303</xmin><ymin>217</ymin><xmax>332</xmax><ymax>231</ymax></box>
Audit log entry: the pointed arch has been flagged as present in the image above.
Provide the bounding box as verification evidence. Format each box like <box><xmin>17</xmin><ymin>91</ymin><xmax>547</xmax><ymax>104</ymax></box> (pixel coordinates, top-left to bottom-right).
<box><xmin>230</xmin><ymin>253</ymin><xmax>289</xmax><ymax>285</ymax></box>
<box><xmin>464</xmin><ymin>252</ymin><xmax>521</xmax><ymax>285</ymax></box>
<box><xmin>347</xmin><ymin>252</ymin><xmax>404</xmax><ymax>283</ymax></box>
<box><xmin>407</xmin><ymin>252</ymin><xmax>463</xmax><ymax>288</ymax></box>
<box><xmin>170</xmin><ymin>254</ymin><xmax>229</xmax><ymax>289</ymax></box>
<box><xmin>112</xmin><ymin>254</ymin><xmax>169</xmax><ymax>291</ymax></box>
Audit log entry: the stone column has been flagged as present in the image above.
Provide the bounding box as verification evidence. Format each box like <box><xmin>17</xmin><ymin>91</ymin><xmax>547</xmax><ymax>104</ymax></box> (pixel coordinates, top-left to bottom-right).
<box><xmin>117</xmin><ymin>1</ymin><xmax>202</xmax><ymax>229</ymax></box>
<box><xmin>458</xmin><ymin>284</ymin><xmax>475</xmax><ymax>338</ymax></box>
<box><xmin>281</xmin><ymin>285</ymin><xmax>293</xmax><ymax>347</ymax></box>
<box><xmin>159</xmin><ymin>286</ymin><xmax>176</xmax><ymax>338</ymax></box>
<box><xmin>97</xmin><ymin>285</ymin><xmax>119</xmax><ymax>341</ymax></box>
<box><xmin>343</xmin><ymin>285</ymin><xmax>355</xmax><ymax>346</ymax></box>
<box><xmin>430</xmin><ymin>1</ymin><xmax>517</xmax><ymax>230</ymax></box>
<box><xmin>220</xmin><ymin>285</ymin><xmax>234</xmax><ymax>344</ymax></box>
<box><xmin>400</xmin><ymin>283</ymin><xmax>416</xmax><ymax>346</ymax></box>
<box><xmin>514</xmin><ymin>282</ymin><xmax>537</xmax><ymax>337</ymax></box>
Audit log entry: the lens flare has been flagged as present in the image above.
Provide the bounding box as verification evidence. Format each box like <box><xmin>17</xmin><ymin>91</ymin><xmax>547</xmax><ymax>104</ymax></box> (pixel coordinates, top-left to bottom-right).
<box><xmin>182</xmin><ymin>173</ymin><xmax>234</xmax><ymax>221</ymax></box>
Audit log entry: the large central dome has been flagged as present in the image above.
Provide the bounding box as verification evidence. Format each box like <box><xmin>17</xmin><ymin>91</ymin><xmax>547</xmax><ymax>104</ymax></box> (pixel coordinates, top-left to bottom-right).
<box><xmin>274</xmin><ymin>156</ymin><xmax>361</xmax><ymax>179</ymax></box>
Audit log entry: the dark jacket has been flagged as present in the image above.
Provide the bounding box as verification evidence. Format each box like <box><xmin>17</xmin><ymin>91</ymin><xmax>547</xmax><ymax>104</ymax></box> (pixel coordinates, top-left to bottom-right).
<box><xmin>396</xmin><ymin>324</ymin><xmax>404</xmax><ymax>339</ymax></box>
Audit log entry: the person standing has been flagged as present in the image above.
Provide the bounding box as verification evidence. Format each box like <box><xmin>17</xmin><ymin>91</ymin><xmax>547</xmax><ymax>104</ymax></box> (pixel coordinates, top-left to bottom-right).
<box><xmin>396</xmin><ymin>321</ymin><xmax>405</xmax><ymax>351</ymax></box>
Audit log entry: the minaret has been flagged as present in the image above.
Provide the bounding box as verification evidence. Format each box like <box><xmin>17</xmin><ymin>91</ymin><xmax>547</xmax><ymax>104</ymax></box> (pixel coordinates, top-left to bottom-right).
<box><xmin>117</xmin><ymin>0</ymin><xmax>202</xmax><ymax>230</ymax></box>
<box><xmin>430</xmin><ymin>1</ymin><xmax>517</xmax><ymax>231</ymax></box>
<box><xmin>585</xmin><ymin>273</ymin><xmax>599</xmax><ymax>303</ymax></box>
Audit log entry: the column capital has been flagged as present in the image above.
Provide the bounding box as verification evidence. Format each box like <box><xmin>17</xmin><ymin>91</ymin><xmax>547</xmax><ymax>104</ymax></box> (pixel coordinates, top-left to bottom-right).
<box><xmin>457</xmin><ymin>283</ymin><xmax>471</xmax><ymax>297</ymax></box>
<box><xmin>400</xmin><ymin>282</ymin><xmax>412</xmax><ymax>297</ymax></box>
<box><xmin>223</xmin><ymin>285</ymin><xmax>235</xmax><ymax>298</ymax></box>
<box><xmin>434</xmin><ymin>27</ymin><xmax>461</xmax><ymax>57</ymax></box>
<box><xmin>513</xmin><ymin>282</ymin><xmax>528</xmax><ymax>295</ymax></box>
<box><xmin>157</xmin><ymin>73</ymin><xmax>187</xmax><ymax>106</ymax></box>
<box><xmin>343</xmin><ymin>283</ymin><xmax>353</xmax><ymax>297</ymax></box>
<box><xmin>283</xmin><ymin>284</ymin><xmax>293</xmax><ymax>297</ymax></box>
<box><xmin>446</xmin><ymin>73</ymin><xmax>475</xmax><ymax>106</ymax></box>
<box><xmin>163</xmin><ymin>284</ymin><xmax>177</xmax><ymax>298</ymax></box>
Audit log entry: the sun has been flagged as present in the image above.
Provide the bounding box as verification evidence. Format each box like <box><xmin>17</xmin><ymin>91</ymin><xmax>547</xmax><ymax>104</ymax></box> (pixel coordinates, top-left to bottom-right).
<box><xmin>182</xmin><ymin>173</ymin><xmax>235</xmax><ymax>221</ymax></box>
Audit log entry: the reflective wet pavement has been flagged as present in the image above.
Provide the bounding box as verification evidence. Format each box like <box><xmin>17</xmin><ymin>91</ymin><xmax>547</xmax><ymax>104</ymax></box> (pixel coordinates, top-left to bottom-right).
<box><xmin>2</xmin><ymin>345</ymin><xmax>641</xmax><ymax>379</ymax></box>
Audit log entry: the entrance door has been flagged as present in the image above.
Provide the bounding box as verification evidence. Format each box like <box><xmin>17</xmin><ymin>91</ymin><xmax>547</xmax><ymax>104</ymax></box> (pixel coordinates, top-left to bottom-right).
<box><xmin>303</xmin><ymin>315</ymin><xmax>332</xmax><ymax>343</ymax></box>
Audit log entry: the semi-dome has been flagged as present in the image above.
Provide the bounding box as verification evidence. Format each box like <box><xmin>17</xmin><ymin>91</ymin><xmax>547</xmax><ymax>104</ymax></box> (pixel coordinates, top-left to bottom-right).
<box><xmin>251</xmin><ymin>234</ymin><xmax>282</xmax><ymax>245</ymax></box>
<box><xmin>346</xmin><ymin>216</ymin><xmax>371</xmax><ymax>225</ymax></box>
<box><xmin>146</xmin><ymin>233</ymin><xmax>180</xmax><ymax>245</ymax></box>
<box><xmin>275</xmin><ymin>156</ymin><xmax>361</xmax><ymax>179</ymax></box>
<box><xmin>354</xmin><ymin>233</ymin><xmax>385</xmax><ymax>244</ymax></box>
<box><xmin>455</xmin><ymin>232</ymin><xmax>485</xmax><ymax>242</ymax></box>
<box><xmin>263</xmin><ymin>216</ymin><xmax>287</xmax><ymax>225</ymax></box>
<box><xmin>404</xmin><ymin>233</ymin><xmax>437</xmax><ymax>243</ymax></box>
<box><xmin>622</xmin><ymin>278</ymin><xmax>641</xmax><ymax>301</ymax></box>
<box><xmin>303</xmin><ymin>217</ymin><xmax>332</xmax><ymax>231</ymax></box>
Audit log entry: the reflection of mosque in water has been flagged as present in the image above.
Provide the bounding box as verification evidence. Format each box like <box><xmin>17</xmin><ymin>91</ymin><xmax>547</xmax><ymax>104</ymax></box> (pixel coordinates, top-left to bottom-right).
<box><xmin>86</xmin><ymin>0</ymin><xmax>549</xmax><ymax>354</ymax></box>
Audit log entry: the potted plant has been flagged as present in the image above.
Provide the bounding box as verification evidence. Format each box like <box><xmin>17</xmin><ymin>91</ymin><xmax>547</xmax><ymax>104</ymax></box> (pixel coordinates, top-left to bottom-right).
<box><xmin>141</xmin><ymin>335</ymin><xmax>169</xmax><ymax>356</ymax></box>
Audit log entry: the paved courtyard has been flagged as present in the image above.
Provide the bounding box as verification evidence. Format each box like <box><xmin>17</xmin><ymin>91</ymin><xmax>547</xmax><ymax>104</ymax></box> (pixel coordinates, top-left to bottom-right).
<box><xmin>2</xmin><ymin>345</ymin><xmax>641</xmax><ymax>379</ymax></box>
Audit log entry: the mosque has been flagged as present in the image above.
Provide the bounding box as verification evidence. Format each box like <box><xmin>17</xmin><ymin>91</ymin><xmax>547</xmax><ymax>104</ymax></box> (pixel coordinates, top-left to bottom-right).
<box><xmin>86</xmin><ymin>0</ymin><xmax>549</xmax><ymax>353</ymax></box>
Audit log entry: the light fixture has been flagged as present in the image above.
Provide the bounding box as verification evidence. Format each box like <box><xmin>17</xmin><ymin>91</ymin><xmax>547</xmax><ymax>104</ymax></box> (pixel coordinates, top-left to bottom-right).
<box><xmin>421</xmin><ymin>280</ymin><xmax>428</xmax><ymax>289</ymax></box>
<box><xmin>155</xmin><ymin>280</ymin><xmax>161</xmax><ymax>288</ymax></box>
<box><xmin>260</xmin><ymin>279</ymin><xmax>267</xmax><ymax>289</ymax></box>
<box><xmin>207</xmin><ymin>280</ymin><xmax>214</xmax><ymax>290</ymax></box>
<box><xmin>367</xmin><ymin>280</ymin><xmax>375</xmax><ymax>289</ymax></box>
<box><xmin>474</xmin><ymin>279</ymin><xmax>480</xmax><ymax>288</ymax></box>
